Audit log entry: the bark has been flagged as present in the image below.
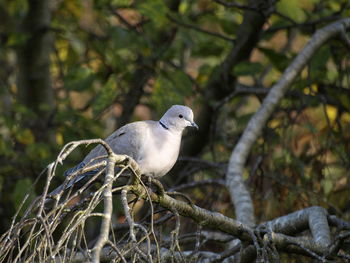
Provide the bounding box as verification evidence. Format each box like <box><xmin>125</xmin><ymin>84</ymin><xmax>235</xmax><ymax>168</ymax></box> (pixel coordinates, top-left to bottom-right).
<box><xmin>17</xmin><ymin>0</ymin><xmax>53</xmax><ymax>139</ymax></box>
<box><xmin>2</xmin><ymin>140</ymin><xmax>350</xmax><ymax>262</ymax></box>
<box><xmin>92</xmin><ymin>154</ymin><xmax>117</xmax><ymax>263</ymax></box>
<box><xmin>116</xmin><ymin>1</ymin><xmax>180</xmax><ymax>127</ymax></box>
<box><xmin>173</xmin><ymin>0</ymin><xmax>274</xmax><ymax>177</ymax></box>
<box><xmin>226</xmin><ymin>18</ymin><xmax>350</xmax><ymax>227</ymax></box>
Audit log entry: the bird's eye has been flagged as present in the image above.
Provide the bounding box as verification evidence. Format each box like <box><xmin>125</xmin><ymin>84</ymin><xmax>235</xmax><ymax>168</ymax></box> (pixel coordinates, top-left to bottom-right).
<box><xmin>178</xmin><ymin>114</ymin><xmax>183</xmax><ymax>118</ymax></box>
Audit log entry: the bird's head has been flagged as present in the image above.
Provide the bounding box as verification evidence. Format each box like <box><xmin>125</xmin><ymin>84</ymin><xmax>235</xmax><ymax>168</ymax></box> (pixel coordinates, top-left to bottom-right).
<box><xmin>159</xmin><ymin>105</ymin><xmax>198</xmax><ymax>133</ymax></box>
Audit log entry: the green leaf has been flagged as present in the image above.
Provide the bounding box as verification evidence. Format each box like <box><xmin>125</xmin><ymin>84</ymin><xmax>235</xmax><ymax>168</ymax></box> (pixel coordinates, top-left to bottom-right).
<box><xmin>108</xmin><ymin>27</ymin><xmax>145</xmax><ymax>51</ymax></box>
<box><xmin>259</xmin><ymin>47</ymin><xmax>288</xmax><ymax>72</ymax></box>
<box><xmin>15</xmin><ymin>128</ymin><xmax>34</xmax><ymax>145</ymax></box>
<box><xmin>110</xmin><ymin>0</ymin><xmax>131</xmax><ymax>5</ymax></box>
<box><xmin>276</xmin><ymin>0</ymin><xmax>306</xmax><ymax>23</ymax></box>
<box><xmin>0</xmin><ymin>135</ymin><xmax>14</xmax><ymax>157</ymax></box>
<box><xmin>322</xmin><ymin>179</ymin><xmax>333</xmax><ymax>195</ymax></box>
<box><xmin>169</xmin><ymin>70</ymin><xmax>193</xmax><ymax>94</ymax></box>
<box><xmin>6</xmin><ymin>32</ymin><xmax>30</xmax><ymax>47</ymax></box>
<box><xmin>12</xmin><ymin>178</ymin><xmax>35</xmax><ymax>214</ymax></box>
<box><xmin>64</xmin><ymin>67</ymin><xmax>95</xmax><ymax>91</ymax></box>
<box><xmin>152</xmin><ymin>72</ymin><xmax>186</xmax><ymax>113</ymax></box>
<box><xmin>93</xmin><ymin>75</ymin><xmax>118</xmax><ymax>115</ymax></box>
<box><xmin>5</xmin><ymin>0</ymin><xmax>28</xmax><ymax>18</ymax></box>
<box><xmin>235</xmin><ymin>113</ymin><xmax>255</xmax><ymax>129</ymax></box>
<box><xmin>220</xmin><ymin>18</ymin><xmax>239</xmax><ymax>35</ymax></box>
<box><xmin>65</xmin><ymin>45</ymin><xmax>80</xmax><ymax>66</ymax></box>
<box><xmin>25</xmin><ymin>142</ymin><xmax>51</xmax><ymax>160</ymax></box>
<box><xmin>339</xmin><ymin>95</ymin><xmax>350</xmax><ymax>112</ymax></box>
<box><xmin>138</xmin><ymin>0</ymin><xmax>169</xmax><ymax>28</ymax></box>
<box><xmin>233</xmin><ymin>61</ymin><xmax>263</xmax><ymax>76</ymax></box>
<box><xmin>193</xmin><ymin>37</ymin><xmax>226</xmax><ymax>57</ymax></box>
<box><xmin>309</xmin><ymin>46</ymin><xmax>330</xmax><ymax>79</ymax></box>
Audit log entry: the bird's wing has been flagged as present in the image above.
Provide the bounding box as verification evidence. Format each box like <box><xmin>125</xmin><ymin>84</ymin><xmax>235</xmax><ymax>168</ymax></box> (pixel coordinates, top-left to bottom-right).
<box><xmin>82</xmin><ymin>120</ymin><xmax>154</xmax><ymax>164</ymax></box>
<box><xmin>50</xmin><ymin>121</ymin><xmax>153</xmax><ymax>196</ymax></box>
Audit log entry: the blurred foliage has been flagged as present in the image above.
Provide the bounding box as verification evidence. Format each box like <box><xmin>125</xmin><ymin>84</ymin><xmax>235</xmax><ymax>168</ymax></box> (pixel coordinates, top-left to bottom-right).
<box><xmin>1</xmin><ymin>0</ymin><xmax>350</xmax><ymax>260</ymax></box>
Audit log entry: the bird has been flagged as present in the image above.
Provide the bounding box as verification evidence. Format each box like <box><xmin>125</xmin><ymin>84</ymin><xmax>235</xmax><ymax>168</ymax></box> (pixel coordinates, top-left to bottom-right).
<box><xmin>50</xmin><ymin>105</ymin><xmax>198</xmax><ymax>196</ymax></box>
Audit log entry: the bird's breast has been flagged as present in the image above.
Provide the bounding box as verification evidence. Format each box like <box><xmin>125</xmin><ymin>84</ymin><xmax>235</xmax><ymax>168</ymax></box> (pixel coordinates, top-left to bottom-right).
<box><xmin>137</xmin><ymin>131</ymin><xmax>181</xmax><ymax>177</ymax></box>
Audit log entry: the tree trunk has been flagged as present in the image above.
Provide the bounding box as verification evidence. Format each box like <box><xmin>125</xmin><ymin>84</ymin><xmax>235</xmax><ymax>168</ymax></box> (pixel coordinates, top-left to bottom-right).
<box><xmin>17</xmin><ymin>0</ymin><xmax>53</xmax><ymax>140</ymax></box>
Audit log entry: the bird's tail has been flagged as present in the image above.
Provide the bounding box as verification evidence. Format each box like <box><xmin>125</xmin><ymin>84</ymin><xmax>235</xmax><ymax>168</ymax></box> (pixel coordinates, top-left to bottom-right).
<box><xmin>46</xmin><ymin>161</ymin><xmax>100</xmax><ymax>202</ymax></box>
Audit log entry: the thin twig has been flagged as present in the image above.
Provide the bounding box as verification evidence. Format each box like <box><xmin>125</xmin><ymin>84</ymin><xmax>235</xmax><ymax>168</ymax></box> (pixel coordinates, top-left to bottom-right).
<box><xmin>167</xmin><ymin>14</ymin><xmax>235</xmax><ymax>42</ymax></box>
<box><xmin>213</xmin><ymin>0</ymin><xmax>260</xmax><ymax>12</ymax></box>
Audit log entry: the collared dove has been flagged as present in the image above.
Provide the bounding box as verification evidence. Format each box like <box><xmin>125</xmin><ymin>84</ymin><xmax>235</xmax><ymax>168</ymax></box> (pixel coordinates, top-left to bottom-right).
<box><xmin>50</xmin><ymin>105</ymin><xmax>197</xmax><ymax>196</ymax></box>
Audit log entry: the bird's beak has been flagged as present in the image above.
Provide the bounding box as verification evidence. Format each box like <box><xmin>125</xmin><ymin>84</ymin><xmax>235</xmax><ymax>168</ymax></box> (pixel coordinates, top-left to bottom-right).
<box><xmin>191</xmin><ymin>122</ymin><xmax>199</xmax><ymax>129</ymax></box>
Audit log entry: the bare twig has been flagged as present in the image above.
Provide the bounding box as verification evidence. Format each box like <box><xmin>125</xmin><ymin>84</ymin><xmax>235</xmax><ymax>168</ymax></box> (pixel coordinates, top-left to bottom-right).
<box><xmin>213</xmin><ymin>0</ymin><xmax>260</xmax><ymax>12</ymax></box>
<box><xmin>121</xmin><ymin>189</ymin><xmax>137</xmax><ymax>242</ymax></box>
<box><xmin>169</xmin><ymin>178</ymin><xmax>226</xmax><ymax>192</ymax></box>
<box><xmin>167</xmin><ymin>14</ymin><xmax>235</xmax><ymax>42</ymax></box>
<box><xmin>2</xmin><ymin>137</ymin><xmax>350</xmax><ymax>262</ymax></box>
<box><xmin>265</xmin><ymin>14</ymin><xmax>342</xmax><ymax>34</ymax></box>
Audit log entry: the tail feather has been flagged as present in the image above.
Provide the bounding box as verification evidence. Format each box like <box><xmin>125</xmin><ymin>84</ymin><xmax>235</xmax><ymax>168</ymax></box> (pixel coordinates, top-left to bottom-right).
<box><xmin>49</xmin><ymin>161</ymin><xmax>99</xmax><ymax>197</ymax></box>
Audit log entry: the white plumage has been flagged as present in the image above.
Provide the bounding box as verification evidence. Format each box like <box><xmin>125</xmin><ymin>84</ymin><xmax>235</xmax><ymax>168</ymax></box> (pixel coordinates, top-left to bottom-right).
<box><xmin>63</xmin><ymin>105</ymin><xmax>197</xmax><ymax>182</ymax></box>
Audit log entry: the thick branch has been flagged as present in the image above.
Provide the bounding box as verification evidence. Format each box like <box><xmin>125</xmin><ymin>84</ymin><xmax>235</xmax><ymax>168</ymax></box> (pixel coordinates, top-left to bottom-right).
<box><xmin>261</xmin><ymin>207</ymin><xmax>331</xmax><ymax>251</ymax></box>
<box><xmin>92</xmin><ymin>154</ymin><xmax>117</xmax><ymax>263</ymax></box>
<box><xmin>131</xmin><ymin>183</ymin><xmax>254</xmax><ymax>242</ymax></box>
<box><xmin>2</xmin><ymin>140</ymin><xmax>350</xmax><ymax>262</ymax></box>
<box><xmin>226</xmin><ymin>18</ymin><xmax>350</xmax><ymax>227</ymax></box>
<box><xmin>174</xmin><ymin>0</ymin><xmax>272</xmax><ymax>191</ymax></box>
<box><xmin>17</xmin><ymin>0</ymin><xmax>54</xmax><ymax>139</ymax></box>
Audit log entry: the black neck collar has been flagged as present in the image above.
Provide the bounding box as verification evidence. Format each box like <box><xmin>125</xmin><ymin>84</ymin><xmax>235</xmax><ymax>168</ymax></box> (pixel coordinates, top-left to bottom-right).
<box><xmin>159</xmin><ymin>121</ymin><xmax>169</xmax><ymax>130</ymax></box>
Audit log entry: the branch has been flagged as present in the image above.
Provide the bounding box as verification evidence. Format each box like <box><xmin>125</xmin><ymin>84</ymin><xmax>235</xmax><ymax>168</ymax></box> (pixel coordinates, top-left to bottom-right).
<box><xmin>131</xmin><ymin>182</ymin><xmax>255</xmax><ymax>242</ymax></box>
<box><xmin>213</xmin><ymin>0</ymin><xmax>260</xmax><ymax>13</ymax></box>
<box><xmin>339</xmin><ymin>25</ymin><xmax>350</xmax><ymax>51</ymax></box>
<box><xmin>167</xmin><ymin>14</ymin><xmax>235</xmax><ymax>42</ymax></box>
<box><xmin>114</xmin><ymin>1</ymin><xmax>181</xmax><ymax>127</ymax></box>
<box><xmin>265</xmin><ymin>14</ymin><xmax>342</xmax><ymax>34</ymax></box>
<box><xmin>17</xmin><ymin>0</ymin><xmax>54</xmax><ymax>140</ymax></box>
<box><xmin>175</xmin><ymin>0</ymin><xmax>273</xmax><ymax>207</ymax></box>
<box><xmin>2</xmin><ymin>139</ymin><xmax>350</xmax><ymax>262</ymax></box>
<box><xmin>92</xmin><ymin>154</ymin><xmax>118</xmax><ymax>263</ymax></box>
<box><xmin>260</xmin><ymin>206</ymin><xmax>331</xmax><ymax>251</ymax></box>
<box><xmin>226</xmin><ymin>18</ymin><xmax>350</xmax><ymax>228</ymax></box>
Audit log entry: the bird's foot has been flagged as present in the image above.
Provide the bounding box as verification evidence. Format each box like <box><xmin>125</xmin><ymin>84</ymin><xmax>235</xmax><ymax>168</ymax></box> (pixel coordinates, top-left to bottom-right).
<box><xmin>142</xmin><ymin>176</ymin><xmax>165</xmax><ymax>196</ymax></box>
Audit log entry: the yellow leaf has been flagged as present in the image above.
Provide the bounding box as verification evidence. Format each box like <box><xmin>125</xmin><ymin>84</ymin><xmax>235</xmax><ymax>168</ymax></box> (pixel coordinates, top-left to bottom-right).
<box><xmin>303</xmin><ymin>84</ymin><xmax>318</xmax><ymax>95</ymax></box>
<box><xmin>310</xmin><ymin>84</ymin><xmax>318</xmax><ymax>93</ymax></box>
<box><xmin>326</xmin><ymin>105</ymin><xmax>337</xmax><ymax>125</ymax></box>
<box><xmin>268</xmin><ymin>119</ymin><xmax>280</xmax><ymax>129</ymax></box>
<box><xmin>16</xmin><ymin>129</ymin><xmax>34</xmax><ymax>145</ymax></box>
<box><xmin>56</xmin><ymin>132</ymin><xmax>64</xmax><ymax>146</ymax></box>
<box><xmin>341</xmin><ymin>112</ymin><xmax>350</xmax><ymax>123</ymax></box>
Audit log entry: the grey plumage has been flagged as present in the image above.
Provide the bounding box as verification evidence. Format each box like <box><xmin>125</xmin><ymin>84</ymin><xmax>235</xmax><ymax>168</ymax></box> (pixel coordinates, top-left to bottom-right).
<box><xmin>49</xmin><ymin>105</ymin><xmax>197</xmax><ymax>196</ymax></box>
